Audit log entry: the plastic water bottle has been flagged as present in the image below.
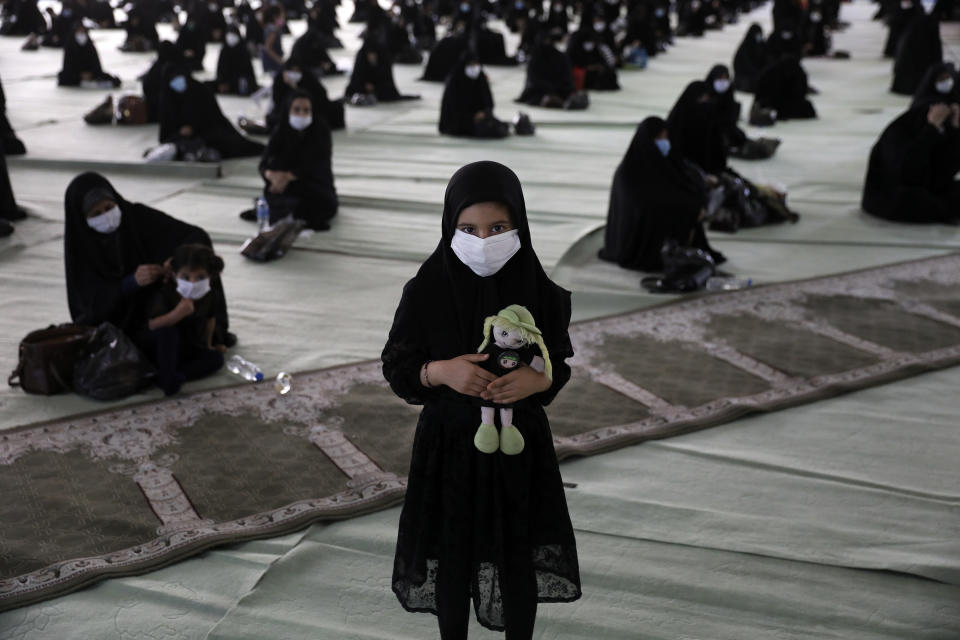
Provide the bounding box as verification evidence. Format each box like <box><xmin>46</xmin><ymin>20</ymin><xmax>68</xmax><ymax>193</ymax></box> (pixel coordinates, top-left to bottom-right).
<box><xmin>705</xmin><ymin>276</ymin><xmax>753</xmax><ymax>291</ymax></box>
<box><xmin>256</xmin><ymin>197</ymin><xmax>270</xmax><ymax>232</ymax></box>
<box><xmin>226</xmin><ymin>355</ymin><xmax>264</xmax><ymax>382</ymax></box>
<box><xmin>274</xmin><ymin>372</ymin><xmax>292</xmax><ymax>395</ymax></box>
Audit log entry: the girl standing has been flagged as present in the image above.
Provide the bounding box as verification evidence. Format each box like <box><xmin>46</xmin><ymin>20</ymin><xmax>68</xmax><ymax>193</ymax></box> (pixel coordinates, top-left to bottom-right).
<box><xmin>382</xmin><ymin>161</ymin><xmax>581</xmax><ymax>639</ymax></box>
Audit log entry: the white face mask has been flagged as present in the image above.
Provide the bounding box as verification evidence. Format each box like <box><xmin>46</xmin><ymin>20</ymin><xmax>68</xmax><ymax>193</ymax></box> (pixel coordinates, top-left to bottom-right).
<box><xmin>781</xmin><ymin>30</ymin><xmax>793</xmax><ymax>39</ymax></box>
<box><xmin>593</xmin><ymin>21</ymin><xmax>605</xmax><ymax>32</ymax></box>
<box><xmin>810</xmin><ymin>10</ymin><xmax>821</xmax><ymax>22</ymax></box>
<box><xmin>713</xmin><ymin>78</ymin><xmax>731</xmax><ymax>93</ymax></box>
<box><xmin>583</xmin><ymin>41</ymin><xmax>595</xmax><ymax>51</ymax></box>
<box><xmin>450</xmin><ymin>229</ymin><xmax>521</xmax><ymax>277</ymax></box>
<box><xmin>86</xmin><ymin>206</ymin><xmax>122</xmax><ymax>234</ymax></box>
<box><xmin>465</xmin><ymin>64</ymin><xmax>482</xmax><ymax>79</ymax></box>
<box><xmin>75</xmin><ymin>32</ymin><xmax>89</xmax><ymax>46</ymax></box>
<box><xmin>936</xmin><ymin>78</ymin><xmax>955</xmax><ymax>94</ymax></box>
<box><xmin>225</xmin><ymin>32</ymin><xmax>240</xmax><ymax>47</ymax></box>
<box><xmin>289</xmin><ymin>113</ymin><xmax>312</xmax><ymax>130</ymax></box>
<box><xmin>176</xmin><ymin>277</ymin><xmax>211</xmax><ymax>300</ymax></box>
<box><xmin>283</xmin><ymin>70</ymin><xmax>303</xmax><ymax>85</ymax></box>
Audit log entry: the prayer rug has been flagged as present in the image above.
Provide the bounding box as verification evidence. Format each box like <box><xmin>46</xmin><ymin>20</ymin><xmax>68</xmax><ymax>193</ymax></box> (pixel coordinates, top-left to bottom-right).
<box><xmin>3</xmin><ymin>253</ymin><xmax>960</xmax><ymax>611</ymax></box>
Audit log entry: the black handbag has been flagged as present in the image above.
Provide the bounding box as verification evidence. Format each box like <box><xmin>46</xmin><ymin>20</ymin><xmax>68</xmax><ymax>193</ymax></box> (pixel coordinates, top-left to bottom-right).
<box><xmin>72</xmin><ymin>323</ymin><xmax>156</xmax><ymax>400</ymax></box>
<box><xmin>641</xmin><ymin>240</ymin><xmax>717</xmax><ymax>293</ymax></box>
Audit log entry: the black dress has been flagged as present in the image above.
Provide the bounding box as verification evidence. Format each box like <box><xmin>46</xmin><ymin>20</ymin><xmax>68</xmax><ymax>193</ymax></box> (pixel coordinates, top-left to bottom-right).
<box><xmin>733</xmin><ymin>23</ymin><xmax>769</xmax><ymax>92</ymax></box>
<box><xmin>421</xmin><ymin>32</ymin><xmax>469</xmax><ymax>82</ymax></box>
<box><xmin>259</xmin><ymin>94</ymin><xmax>339</xmax><ymax>230</ymax></box>
<box><xmin>861</xmin><ymin>107</ymin><xmax>960</xmax><ymax>223</ymax></box>
<box><xmin>383</xmin><ymin>161</ymin><xmax>580</xmax><ymax>635</ymax></box>
<box><xmin>158</xmin><ymin>65</ymin><xmax>265</xmax><ymax>159</ymax></box>
<box><xmin>598</xmin><ymin>116</ymin><xmax>721</xmax><ymax>271</ymax></box>
<box><xmin>515</xmin><ymin>40</ymin><xmax>578</xmax><ymax>106</ymax></box>
<box><xmin>63</xmin><ymin>172</ymin><xmax>230</xmax><ymax>341</ymax></box>
<box><xmin>142</xmin><ymin>41</ymin><xmax>185</xmax><ymax>123</ymax></box>
<box><xmin>0</xmin><ymin>72</ymin><xmax>26</xmax><ymax>156</ymax></box>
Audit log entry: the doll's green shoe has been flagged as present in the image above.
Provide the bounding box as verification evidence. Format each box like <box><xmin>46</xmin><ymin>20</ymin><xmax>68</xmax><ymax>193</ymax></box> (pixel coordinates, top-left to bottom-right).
<box><xmin>474</xmin><ymin>423</ymin><xmax>499</xmax><ymax>454</ymax></box>
<box><xmin>499</xmin><ymin>424</ymin><xmax>525</xmax><ymax>455</ymax></box>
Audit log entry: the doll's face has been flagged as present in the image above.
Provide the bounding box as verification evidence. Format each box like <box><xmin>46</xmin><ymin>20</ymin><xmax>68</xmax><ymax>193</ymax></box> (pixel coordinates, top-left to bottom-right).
<box><xmin>494</xmin><ymin>325</ymin><xmax>525</xmax><ymax>349</ymax></box>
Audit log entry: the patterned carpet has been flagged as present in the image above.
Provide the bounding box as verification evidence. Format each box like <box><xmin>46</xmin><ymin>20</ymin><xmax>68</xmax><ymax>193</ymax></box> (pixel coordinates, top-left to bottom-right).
<box><xmin>3</xmin><ymin>253</ymin><xmax>960</xmax><ymax>612</ymax></box>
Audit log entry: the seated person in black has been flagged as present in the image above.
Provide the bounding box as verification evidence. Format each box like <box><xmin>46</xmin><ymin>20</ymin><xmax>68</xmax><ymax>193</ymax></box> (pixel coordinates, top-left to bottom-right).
<box><xmin>861</xmin><ymin>102</ymin><xmax>960</xmax><ymax>224</ymax></box>
<box><xmin>891</xmin><ymin>13</ymin><xmax>942</xmax><ymax>96</ymax></box>
<box><xmin>439</xmin><ymin>54</ymin><xmax>510</xmax><ymax>138</ymax></box>
<box><xmin>566</xmin><ymin>10</ymin><xmax>620</xmax><ymax>91</ymax></box>
<box><xmin>242</xmin><ymin>91</ymin><xmax>339</xmax><ymax>231</ymax></box>
<box><xmin>263</xmin><ymin>58</ymin><xmax>345</xmax><ymax>132</ymax></box>
<box><xmin>516</xmin><ymin>28</ymin><xmax>587</xmax><ymax>109</ymax></box>
<box><xmin>733</xmin><ymin>24</ymin><xmax>769</xmax><ymax>93</ymax></box>
<box><xmin>63</xmin><ymin>172</ymin><xmax>233</xmax><ymax>348</ymax></box>
<box><xmin>598</xmin><ymin>117</ymin><xmax>723</xmax><ymax>271</ymax></box>
<box><xmin>753</xmin><ymin>55</ymin><xmax>817</xmax><ymax>122</ymax></box>
<box><xmin>344</xmin><ymin>40</ymin><xmax>420</xmax><ymax>104</ymax></box>
<box><xmin>142</xmin><ymin>243</ymin><xmax>227</xmax><ymax>395</ymax></box>
<box><xmin>157</xmin><ymin>64</ymin><xmax>265</xmax><ymax>160</ymax></box>
<box><xmin>57</xmin><ymin>23</ymin><xmax>121</xmax><ymax>88</ymax></box>
<box><xmin>0</xmin><ymin>72</ymin><xmax>26</xmax><ymax>155</ymax></box>
<box><xmin>705</xmin><ymin>64</ymin><xmax>779</xmax><ymax>159</ymax></box>
<box><xmin>213</xmin><ymin>26</ymin><xmax>259</xmax><ymax>96</ymax></box>
<box><xmin>911</xmin><ymin>62</ymin><xmax>959</xmax><ymax>108</ymax></box>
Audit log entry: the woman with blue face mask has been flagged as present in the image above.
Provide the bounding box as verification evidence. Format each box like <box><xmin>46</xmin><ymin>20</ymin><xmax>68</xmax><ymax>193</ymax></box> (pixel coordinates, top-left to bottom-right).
<box><xmin>63</xmin><ymin>172</ymin><xmax>234</xmax><ymax>353</ymax></box>
<box><xmin>240</xmin><ymin>91</ymin><xmax>339</xmax><ymax>231</ymax></box>
<box><xmin>157</xmin><ymin>63</ymin><xmax>265</xmax><ymax>160</ymax></box>
<box><xmin>599</xmin><ymin>116</ymin><xmax>724</xmax><ymax>271</ymax></box>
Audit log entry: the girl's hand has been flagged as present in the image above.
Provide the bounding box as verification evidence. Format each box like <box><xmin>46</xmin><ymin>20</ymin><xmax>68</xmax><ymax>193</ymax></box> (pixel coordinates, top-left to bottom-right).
<box><xmin>481</xmin><ymin>366</ymin><xmax>552</xmax><ymax>405</ymax></box>
<box><xmin>174</xmin><ymin>296</ymin><xmax>195</xmax><ymax>319</ymax></box>
<box><xmin>430</xmin><ymin>354</ymin><xmax>498</xmax><ymax>397</ymax></box>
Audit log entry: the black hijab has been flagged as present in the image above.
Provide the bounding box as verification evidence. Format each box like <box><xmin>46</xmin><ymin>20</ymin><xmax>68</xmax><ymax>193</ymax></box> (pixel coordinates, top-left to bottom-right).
<box><xmin>261</xmin><ymin>90</ymin><xmax>334</xmax><ymax>185</ymax></box>
<box><xmin>58</xmin><ymin>25</ymin><xmax>105</xmax><ymax>85</ymax></box>
<box><xmin>269</xmin><ymin>57</ymin><xmax>340</xmax><ymax>129</ymax></box>
<box><xmin>216</xmin><ymin>25</ymin><xmax>257</xmax><ymax>93</ymax></box>
<box><xmin>63</xmin><ymin>172</ymin><xmax>212</xmax><ymax>329</ymax></box>
<box><xmin>911</xmin><ymin>62</ymin><xmax>960</xmax><ymax>108</ymax></box>
<box><xmin>733</xmin><ymin>23</ymin><xmax>768</xmax><ymax>92</ymax></box>
<box><xmin>383</xmin><ymin>161</ymin><xmax>572</xmax><ymax>405</ymax></box>
<box><xmin>598</xmin><ymin>116</ymin><xmax>711</xmax><ymax>271</ymax></box>
<box><xmin>891</xmin><ymin>14</ymin><xmax>942</xmax><ymax>95</ymax></box>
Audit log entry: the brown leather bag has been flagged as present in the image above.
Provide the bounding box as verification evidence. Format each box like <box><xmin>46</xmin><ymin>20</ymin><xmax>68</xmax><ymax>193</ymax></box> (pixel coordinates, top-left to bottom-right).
<box><xmin>116</xmin><ymin>95</ymin><xmax>148</xmax><ymax>125</ymax></box>
<box><xmin>8</xmin><ymin>324</ymin><xmax>96</xmax><ymax>395</ymax></box>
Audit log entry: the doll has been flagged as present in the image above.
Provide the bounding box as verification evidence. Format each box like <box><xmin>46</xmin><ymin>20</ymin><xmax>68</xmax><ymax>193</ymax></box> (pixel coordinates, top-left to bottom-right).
<box><xmin>473</xmin><ymin>304</ymin><xmax>553</xmax><ymax>455</ymax></box>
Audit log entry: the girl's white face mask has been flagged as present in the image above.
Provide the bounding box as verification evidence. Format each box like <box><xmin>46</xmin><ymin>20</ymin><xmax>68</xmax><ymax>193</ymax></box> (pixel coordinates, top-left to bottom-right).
<box><xmin>450</xmin><ymin>229</ymin><xmax>521</xmax><ymax>277</ymax></box>
<box><xmin>86</xmin><ymin>206</ymin><xmax>122</xmax><ymax>234</ymax></box>
<box><xmin>176</xmin><ymin>277</ymin><xmax>211</xmax><ymax>300</ymax></box>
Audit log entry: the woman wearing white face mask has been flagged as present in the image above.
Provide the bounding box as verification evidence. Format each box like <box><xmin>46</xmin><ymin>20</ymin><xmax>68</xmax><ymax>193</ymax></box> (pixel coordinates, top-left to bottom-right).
<box><xmin>57</xmin><ymin>25</ymin><xmax>121</xmax><ymax>88</ymax></box>
<box><xmin>383</xmin><ymin>161</ymin><xmax>581</xmax><ymax>639</ymax></box>
<box><xmin>213</xmin><ymin>26</ymin><xmax>259</xmax><ymax>96</ymax></box>
<box><xmin>242</xmin><ymin>91</ymin><xmax>339</xmax><ymax>230</ymax></box>
<box><xmin>439</xmin><ymin>54</ymin><xmax>510</xmax><ymax>138</ymax></box>
<box><xmin>63</xmin><ymin>172</ymin><xmax>235</xmax><ymax>357</ymax></box>
<box><xmin>143</xmin><ymin>243</ymin><xmax>227</xmax><ymax>395</ymax></box>
<box><xmin>911</xmin><ymin>62</ymin><xmax>960</xmax><ymax>109</ymax></box>
<box><xmin>261</xmin><ymin>58</ymin><xmax>345</xmax><ymax>133</ymax></box>
<box><xmin>565</xmin><ymin>7</ymin><xmax>620</xmax><ymax>91</ymax></box>
<box><xmin>704</xmin><ymin>64</ymin><xmax>780</xmax><ymax>161</ymax></box>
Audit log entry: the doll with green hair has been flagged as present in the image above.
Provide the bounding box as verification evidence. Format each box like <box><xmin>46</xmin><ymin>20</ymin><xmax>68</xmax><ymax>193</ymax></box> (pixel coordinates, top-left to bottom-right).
<box><xmin>474</xmin><ymin>304</ymin><xmax>552</xmax><ymax>455</ymax></box>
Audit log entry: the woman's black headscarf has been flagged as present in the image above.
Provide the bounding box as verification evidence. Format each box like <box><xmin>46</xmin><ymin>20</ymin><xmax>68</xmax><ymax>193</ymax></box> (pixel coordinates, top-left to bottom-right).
<box><xmin>598</xmin><ymin>116</ymin><xmax>713</xmax><ymax>270</ymax></box>
<box><xmin>733</xmin><ymin>23</ymin><xmax>768</xmax><ymax>92</ymax></box>
<box><xmin>911</xmin><ymin>62</ymin><xmax>960</xmax><ymax>108</ymax></box>
<box><xmin>439</xmin><ymin>52</ymin><xmax>495</xmax><ymax>135</ymax></box>
<box><xmin>63</xmin><ymin>172</ymin><xmax>217</xmax><ymax>331</ymax></box>
<box><xmin>57</xmin><ymin>24</ymin><xmax>106</xmax><ymax>86</ymax></box>
<box><xmin>382</xmin><ymin>161</ymin><xmax>572</xmax><ymax>406</ymax></box>
<box><xmin>891</xmin><ymin>14</ymin><xmax>943</xmax><ymax>95</ymax></box>
<box><xmin>261</xmin><ymin>90</ymin><xmax>334</xmax><ymax>185</ymax></box>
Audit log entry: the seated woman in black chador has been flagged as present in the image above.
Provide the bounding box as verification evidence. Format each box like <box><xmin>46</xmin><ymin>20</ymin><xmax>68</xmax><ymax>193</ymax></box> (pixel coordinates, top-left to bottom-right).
<box><xmin>62</xmin><ymin>172</ymin><xmax>233</xmax><ymax>356</ymax></box>
<box><xmin>705</xmin><ymin>64</ymin><xmax>779</xmax><ymax>159</ymax></box>
<box><xmin>439</xmin><ymin>54</ymin><xmax>510</xmax><ymax>138</ymax></box>
<box><xmin>383</xmin><ymin>160</ymin><xmax>581</xmax><ymax>638</ymax></box>
<box><xmin>753</xmin><ymin>56</ymin><xmax>817</xmax><ymax>121</ymax></box>
<box><xmin>120</xmin><ymin>1</ymin><xmax>160</xmax><ymax>52</ymax></box>
<box><xmin>666</xmin><ymin>80</ymin><xmax>729</xmax><ymax>175</ymax></box>
<box><xmin>251</xmin><ymin>91</ymin><xmax>339</xmax><ymax>231</ymax></box>
<box><xmin>516</xmin><ymin>28</ymin><xmax>586</xmax><ymax>109</ymax></box>
<box><xmin>891</xmin><ymin>13</ymin><xmax>942</xmax><ymax>95</ymax></box>
<box><xmin>733</xmin><ymin>24</ymin><xmax>769</xmax><ymax>93</ymax></box>
<box><xmin>883</xmin><ymin>0</ymin><xmax>923</xmax><ymax>58</ymax></box>
<box><xmin>290</xmin><ymin>24</ymin><xmax>343</xmax><ymax>77</ymax></box>
<box><xmin>176</xmin><ymin>13</ymin><xmax>208</xmax><ymax>72</ymax></box>
<box><xmin>598</xmin><ymin>117</ymin><xmax>724</xmax><ymax>271</ymax></box>
<box><xmin>911</xmin><ymin>62</ymin><xmax>959</xmax><ymax>108</ymax></box>
<box><xmin>142</xmin><ymin>243</ymin><xmax>227</xmax><ymax>395</ymax></box>
<box><xmin>158</xmin><ymin>63</ymin><xmax>265</xmax><ymax>160</ymax></box>
<box><xmin>345</xmin><ymin>38</ymin><xmax>420</xmax><ymax>104</ymax></box>
<box><xmin>266</xmin><ymin>58</ymin><xmax>345</xmax><ymax>131</ymax></box>
<box><xmin>566</xmin><ymin>8</ymin><xmax>620</xmax><ymax>91</ymax></box>
<box><xmin>0</xmin><ymin>0</ymin><xmax>45</xmax><ymax>36</ymax></box>
<box><xmin>57</xmin><ymin>24</ymin><xmax>121</xmax><ymax>88</ymax></box>
<box><xmin>213</xmin><ymin>26</ymin><xmax>259</xmax><ymax>96</ymax></box>
<box><xmin>0</xmin><ymin>152</ymin><xmax>25</xmax><ymax>238</ymax></box>
<box><xmin>861</xmin><ymin>103</ymin><xmax>960</xmax><ymax>224</ymax></box>
<box><xmin>142</xmin><ymin>41</ymin><xmax>185</xmax><ymax>123</ymax></box>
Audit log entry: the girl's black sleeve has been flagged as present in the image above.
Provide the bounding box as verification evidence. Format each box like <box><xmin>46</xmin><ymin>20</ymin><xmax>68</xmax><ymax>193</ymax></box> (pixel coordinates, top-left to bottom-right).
<box><xmin>532</xmin><ymin>289</ymin><xmax>573</xmax><ymax>407</ymax></box>
<box><xmin>381</xmin><ymin>279</ymin><xmax>436</xmax><ymax>405</ymax></box>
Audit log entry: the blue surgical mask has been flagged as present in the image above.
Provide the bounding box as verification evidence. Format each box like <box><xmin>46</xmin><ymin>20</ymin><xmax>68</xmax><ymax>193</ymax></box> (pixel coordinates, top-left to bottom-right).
<box><xmin>169</xmin><ymin>75</ymin><xmax>187</xmax><ymax>93</ymax></box>
<box><xmin>655</xmin><ymin>138</ymin><xmax>671</xmax><ymax>157</ymax></box>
